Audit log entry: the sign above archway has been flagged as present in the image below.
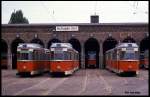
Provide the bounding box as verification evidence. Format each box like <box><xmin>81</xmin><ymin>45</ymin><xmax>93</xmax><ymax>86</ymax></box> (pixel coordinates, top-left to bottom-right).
<box><xmin>56</xmin><ymin>26</ymin><xmax>79</xmax><ymax>31</ymax></box>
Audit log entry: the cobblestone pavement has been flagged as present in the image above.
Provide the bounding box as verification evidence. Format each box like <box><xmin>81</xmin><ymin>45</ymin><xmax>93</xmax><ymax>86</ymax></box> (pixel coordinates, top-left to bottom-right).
<box><xmin>1</xmin><ymin>69</ymin><xmax>148</xmax><ymax>96</ymax></box>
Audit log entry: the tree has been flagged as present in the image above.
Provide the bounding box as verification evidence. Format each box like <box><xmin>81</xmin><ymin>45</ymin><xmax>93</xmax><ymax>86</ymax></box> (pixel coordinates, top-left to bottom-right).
<box><xmin>8</xmin><ymin>10</ymin><xmax>29</xmax><ymax>24</ymax></box>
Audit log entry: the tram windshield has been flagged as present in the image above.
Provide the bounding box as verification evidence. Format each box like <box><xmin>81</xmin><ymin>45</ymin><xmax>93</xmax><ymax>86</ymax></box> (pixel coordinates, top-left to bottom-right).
<box><xmin>51</xmin><ymin>51</ymin><xmax>63</xmax><ymax>60</ymax></box>
<box><xmin>51</xmin><ymin>51</ymin><xmax>73</xmax><ymax>60</ymax></box>
<box><xmin>17</xmin><ymin>51</ymin><xmax>32</xmax><ymax>60</ymax></box>
<box><xmin>120</xmin><ymin>51</ymin><xmax>138</xmax><ymax>60</ymax></box>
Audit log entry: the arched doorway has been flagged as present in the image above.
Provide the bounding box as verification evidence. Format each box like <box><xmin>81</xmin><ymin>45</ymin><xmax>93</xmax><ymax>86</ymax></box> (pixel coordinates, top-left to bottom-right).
<box><xmin>1</xmin><ymin>39</ymin><xmax>8</xmax><ymax>69</ymax></box>
<box><xmin>103</xmin><ymin>37</ymin><xmax>118</xmax><ymax>68</ymax></box>
<box><xmin>11</xmin><ymin>38</ymin><xmax>24</xmax><ymax>69</ymax></box>
<box><xmin>30</xmin><ymin>38</ymin><xmax>44</xmax><ymax>47</ymax></box>
<box><xmin>68</xmin><ymin>38</ymin><xmax>81</xmax><ymax>68</ymax></box>
<box><xmin>122</xmin><ymin>36</ymin><xmax>136</xmax><ymax>43</ymax></box>
<box><xmin>84</xmin><ymin>38</ymin><xmax>99</xmax><ymax>68</ymax></box>
<box><xmin>140</xmin><ymin>36</ymin><xmax>149</xmax><ymax>53</ymax></box>
<box><xmin>140</xmin><ymin>36</ymin><xmax>149</xmax><ymax>68</ymax></box>
<box><xmin>47</xmin><ymin>38</ymin><xmax>61</xmax><ymax>49</ymax></box>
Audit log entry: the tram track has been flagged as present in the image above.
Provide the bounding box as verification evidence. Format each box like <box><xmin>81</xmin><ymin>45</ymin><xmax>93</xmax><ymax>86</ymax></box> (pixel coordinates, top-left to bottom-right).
<box><xmin>14</xmin><ymin>78</ymin><xmax>50</xmax><ymax>95</ymax></box>
<box><xmin>94</xmin><ymin>69</ymin><xmax>112</xmax><ymax>95</ymax></box>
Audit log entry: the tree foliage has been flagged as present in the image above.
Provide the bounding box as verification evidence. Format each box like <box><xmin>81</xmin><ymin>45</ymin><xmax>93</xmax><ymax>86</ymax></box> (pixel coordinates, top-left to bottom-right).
<box><xmin>8</xmin><ymin>10</ymin><xmax>29</xmax><ymax>24</ymax></box>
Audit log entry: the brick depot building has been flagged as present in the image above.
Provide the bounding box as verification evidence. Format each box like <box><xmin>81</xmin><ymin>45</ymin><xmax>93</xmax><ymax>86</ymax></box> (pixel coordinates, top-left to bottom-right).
<box><xmin>1</xmin><ymin>16</ymin><xmax>149</xmax><ymax>69</ymax></box>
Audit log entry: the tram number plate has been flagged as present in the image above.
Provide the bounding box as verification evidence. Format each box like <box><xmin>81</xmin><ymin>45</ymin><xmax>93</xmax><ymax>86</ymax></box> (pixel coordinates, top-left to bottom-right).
<box><xmin>55</xmin><ymin>51</ymin><xmax>63</xmax><ymax>53</ymax></box>
<box><xmin>126</xmin><ymin>50</ymin><xmax>134</xmax><ymax>53</ymax></box>
<box><xmin>126</xmin><ymin>48</ymin><xmax>134</xmax><ymax>50</ymax></box>
<box><xmin>55</xmin><ymin>48</ymin><xmax>62</xmax><ymax>51</ymax></box>
<box><xmin>20</xmin><ymin>50</ymin><xmax>29</xmax><ymax>53</ymax></box>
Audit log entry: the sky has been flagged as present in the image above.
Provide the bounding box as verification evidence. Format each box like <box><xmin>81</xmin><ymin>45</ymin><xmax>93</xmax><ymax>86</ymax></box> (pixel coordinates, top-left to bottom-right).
<box><xmin>2</xmin><ymin>1</ymin><xmax>148</xmax><ymax>24</ymax></box>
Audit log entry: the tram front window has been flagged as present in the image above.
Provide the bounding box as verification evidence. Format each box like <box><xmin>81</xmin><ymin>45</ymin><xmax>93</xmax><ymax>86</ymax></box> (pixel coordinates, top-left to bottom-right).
<box><xmin>51</xmin><ymin>51</ymin><xmax>70</xmax><ymax>60</ymax></box>
<box><xmin>17</xmin><ymin>51</ymin><xmax>32</xmax><ymax>60</ymax></box>
<box><xmin>51</xmin><ymin>51</ymin><xmax>64</xmax><ymax>60</ymax></box>
<box><xmin>120</xmin><ymin>51</ymin><xmax>138</xmax><ymax>60</ymax></box>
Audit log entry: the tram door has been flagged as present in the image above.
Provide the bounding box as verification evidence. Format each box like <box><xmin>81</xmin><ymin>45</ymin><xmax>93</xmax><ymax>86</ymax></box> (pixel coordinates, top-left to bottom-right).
<box><xmin>87</xmin><ymin>51</ymin><xmax>96</xmax><ymax>68</ymax></box>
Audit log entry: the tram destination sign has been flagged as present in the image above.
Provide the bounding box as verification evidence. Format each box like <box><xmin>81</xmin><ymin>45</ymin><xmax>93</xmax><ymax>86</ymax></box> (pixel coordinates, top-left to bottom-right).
<box><xmin>56</xmin><ymin>26</ymin><xmax>79</xmax><ymax>31</ymax></box>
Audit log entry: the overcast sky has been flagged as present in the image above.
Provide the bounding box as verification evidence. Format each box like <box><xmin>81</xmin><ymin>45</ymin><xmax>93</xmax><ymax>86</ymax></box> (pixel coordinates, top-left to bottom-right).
<box><xmin>2</xmin><ymin>1</ymin><xmax>148</xmax><ymax>24</ymax></box>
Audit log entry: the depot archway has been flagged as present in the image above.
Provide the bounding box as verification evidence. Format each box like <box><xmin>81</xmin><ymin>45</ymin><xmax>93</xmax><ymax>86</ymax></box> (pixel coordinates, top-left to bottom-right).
<box><xmin>30</xmin><ymin>38</ymin><xmax>44</xmax><ymax>47</ymax></box>
<box><xmin>11</xmin><ymin>38</ymin><xmax>24</xmax><ymax>69</ymax></box>
<box><xmin>47</xmin><ymin>38</ymin><xmax>61</xmax><ymax>49</ymax></box>
<box><xmin>140</xmin><ymin>36</ymin><xmax>149</xmax><ymax>68</ymax></box>
<box><xmin>1</xmin><ymin>39</ymin><xmax>8</xmax><ymax>69</ymax></box>
<box><xmin>103</xmin><ymin>37</ymin><xmax>118</xmax><ymax>68</ymax></box>
<box><xmin>140</xmin><ymin>36</ymin><xmax>149</xmax><ymax>53</ymax></box>
<box><xmin>84</xmin><ymin>38</ymin><xmax>99</xmax><ymax>68</ymax></box>
<box><xmin>68</xmin><ymin>38</ymin><xmax>81</xmax><ymax>68</ymax></box>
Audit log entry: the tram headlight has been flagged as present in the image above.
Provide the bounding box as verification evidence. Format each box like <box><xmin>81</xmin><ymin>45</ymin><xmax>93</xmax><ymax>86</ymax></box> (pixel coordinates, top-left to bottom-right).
<box><xmin>23</xmin><ymin>66</ymin><xmax>26</xmax><ymax>69</ymax></box>
<box><xmin>128</xmin><ymin>65</ymin><xmax>132</xmax><ymax>69</ymax></box>
<box><xmin>57</xmin><ymin>65</ymin><xmax>61</xmax><ymax>69</ymax></box>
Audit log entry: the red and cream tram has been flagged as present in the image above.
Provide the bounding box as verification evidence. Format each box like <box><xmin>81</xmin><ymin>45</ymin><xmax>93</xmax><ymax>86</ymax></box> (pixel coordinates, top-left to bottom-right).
<box><xmin>50</xmin><ymin>43</ymin><xmax>79</xmax><ymax>75</ymax></box>
<box><xmin>105</xmin><ymin>43</ymin><xmax>139</xmax><ymax>75</ymax></box>
<box><xmin>87</xmin><ymin>51</ymin><xmax>96</xmax><ymax>68</ymax></box>
<box><xmin>17</xmin><ymin>43</ymin><xmax>50</xmax><ymax>76</ymax></box>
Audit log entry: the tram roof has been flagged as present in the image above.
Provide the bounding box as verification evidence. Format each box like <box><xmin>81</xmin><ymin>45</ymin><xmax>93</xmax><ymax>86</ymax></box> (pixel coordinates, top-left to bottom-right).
<box><xmin>51</xmin><ymin>43</ymin><xmax>73</xmax><ymax>49</ymax></box>
<box><xmin>106</xmin><ymin>43</ymin><xmax>138</xmax><ymax>53</ymax></box>
<box><xmin>116</xmin><ymin>43</ymin><xmax>138</xmax><ymax>48</ymax></box>
<box><xmin>18</xmin><ymin>43</ymin><xmax>43</xmax><ymax>49</ymax></box>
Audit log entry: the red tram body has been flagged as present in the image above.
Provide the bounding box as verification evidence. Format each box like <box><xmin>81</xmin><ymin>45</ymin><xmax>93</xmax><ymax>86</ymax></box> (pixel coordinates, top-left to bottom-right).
<box><xmin>105</xmin><ymin>43</ymin><xmax>139</xmax><ymax>75</ymax></box>
<box><xmin>17</xmin><ymin>43</ymin><xmax>50</xmax><ymax>76</ymax></box>
<box><xmin>50</xmin><ymin>43</ymin><xmax>79</xmax><ymax>75</ymax></box>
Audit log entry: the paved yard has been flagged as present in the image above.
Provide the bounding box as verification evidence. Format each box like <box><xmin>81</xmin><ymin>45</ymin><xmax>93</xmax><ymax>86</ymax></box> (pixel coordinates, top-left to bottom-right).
<box><xmin>1</xmin><ymin>69</ymin><xmax>148</xmax><ymax>96</ymax></box>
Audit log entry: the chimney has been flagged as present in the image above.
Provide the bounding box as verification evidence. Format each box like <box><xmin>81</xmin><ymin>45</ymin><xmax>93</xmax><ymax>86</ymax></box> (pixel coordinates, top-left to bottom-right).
<box><xmin>90</xmin><ymin>15</ymin><xmax>99</xmax><ymax>23</ymax></box>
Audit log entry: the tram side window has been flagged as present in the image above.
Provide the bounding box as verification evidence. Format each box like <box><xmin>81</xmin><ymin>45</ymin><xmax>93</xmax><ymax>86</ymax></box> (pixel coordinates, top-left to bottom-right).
<box><xmin>35</xmin><ymin>51</ymin><xmax>38</xmax><ymax>60</ymax></box>
<box><xmin>112</xmin><ymin>50</ymin><xmax>117</xmax><ymax>60</ymax></box>
<box><xmin>77</xmin><ymin>54</ymin><xmax>79</xmax><ymax>60</ymax></box>
<box><xmin>39</xmin><ymin>51</ymin><xmax>41</xmax><ymax>60</ymax></box>
<box><xmin>71</xmin><ymin>52</ymin><xmax>74</xmax><ymax>60</ymax></box>
<box><xmin>75</xmin><ymin>53</ymin><xmax>77</xmax><ymax>60</ymax></box>
<box><xmin>40</xmin><ymin>51</ymin><xmax>42</xmax><ymax>60</ymax></box>
<box><xmin>45</xmin><ymin>53</ymin><xmax>47</xmax><ymax>60</ymax></box>
<box><xmin>51</xmin><ymin>51</ymin><xmax>54</xmax><ymax>60</ymax></box>
<box><xmin>64</xmin><ymin>51</ymin><xmax>68</xmax><ymax>60</ymax></box>
<box><xmin>76</xmin><ymin>53</ymin><xmax>78</xmax><ymax>60</ymax></box>
<box><xmin>74</xmin><ymin>53</ymin><xmax>76</xmax><ymax>60</ymax></box>
<box><xmin>28</xmin><ymin>52</ymin><xmax>33</xmax><ymax>60</ymax></box>
<box><xmin>69</xmin><ymin>52</ymin><xmax>71</xmax><ymax>60</ymax></box>
<box><xmin>41</xmin><ymin>51</ymin><xmax>44</xmax><ymax>60</ymax></box>
<box><xmin>33</xmin><ymin>51</ymin><xmax>36</xmax><ymax>60</ymax></box>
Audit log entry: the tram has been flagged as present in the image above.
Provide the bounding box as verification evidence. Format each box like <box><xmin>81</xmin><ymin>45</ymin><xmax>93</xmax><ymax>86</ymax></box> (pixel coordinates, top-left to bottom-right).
<box><xmin>105</xmin><ymin>43</ymin><xmax>139</xmax><ymax>75</ymax></box>
<box><xmin>17</xmin><ymin>43</ymin><xmax>50</xmax><ymax>76</ymax></box>
<box><xmin>87</xmin><ymin>51</ymin><xmax>96</xmax><ymax>68</ymax></box>
<box><xmin>50</xmin><ymin>43</ymin><xmax>79</xmax><ymax>75</ymax></box>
